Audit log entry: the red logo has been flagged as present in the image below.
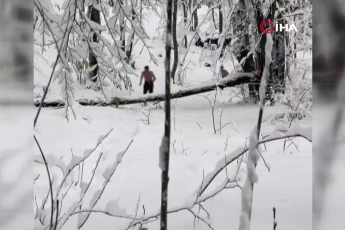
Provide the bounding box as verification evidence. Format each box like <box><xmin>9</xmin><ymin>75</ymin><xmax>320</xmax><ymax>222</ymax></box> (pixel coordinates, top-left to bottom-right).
<box><xmin>259</xmin><ymin>19</ymin><xmax>275</xmax><ymax>34</ymax></box>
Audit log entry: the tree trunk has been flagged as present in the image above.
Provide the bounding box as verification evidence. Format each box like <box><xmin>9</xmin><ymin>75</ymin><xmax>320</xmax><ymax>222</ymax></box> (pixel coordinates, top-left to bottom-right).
<box><xmin>126</xmin><ymin>6</ymin><xmax>136</xmax><ymax>62</ymax></box>
<box><xmin>193</xmin><ymin>0</ymin><xmax>198</xmax><ymax>31</ymax></box>
<box><xmin>241</xmin><ymin>3</ymin><xmax>276</xmax><ymax>227</ymax></box>
<box><xmin>212</xmin><ymin>8</ymin><xmax>217</xmax><ymax>30</ymax></box>
<box><xmin>160</xmin><ymin>1</ymin><xmax>172</xmax><ymax>230</ymax></box>
<box><xmin>285</xmin><ymin>31</ymin><xmax>290</xmax><ymax>82</ymax></box>
<box><xmin>266</xmin><ymin>2</ymin><xmax>286</xmax><ymax>101</ymax></box>
<box><xmin>293</xmin><ymin>14</ymin><xmax>297</xmax><ymax>60</ymax></box>
<box><xmin>219</xmin><ymin>4</ymin><xmax>223</xmax><ymax>33</ymax></box>
<box><xmin>183</xmin><ymin>2</ymin><xmax>188</xmax><ymax>48</ymax></box>
<box><xmin>270</xmin><ymin>28</ymin><xmax>286</xmax><ymax>94</ymax></box>
<box><xmin>171</xmin><ymin>0</ymin><xmax>178</xmax><ymax>84</ymax></box>
<box><xmin>119</xmin><ymin>0</ymin><xmax>126</xmax><ymax>52</ymax></box>
<box><xmin>140</xmin><ymin>0</ymin><xmax>143</xmax><ymax>23</ymax></box>
<box><xmin>120</xmin><ymin>23</ymin><xmax>125</xmax><ymax>52</ymax></box>
<box><xmin>88</xmin><ymin>2</ymin><xmax>101</xmax><ymax>82</ymax></box>
<box><xmin>232</xmin><ymin>0</ymin><xmax>259</xmax><ymax>103</ymax></box>
<box><xmin>188</xmin><ymin>0</ymin><xmax>193</xmax><ymax>31</ymax></box>
<box><xmin>34</xmin><ymin>73</ymin><xmax>254</xmax><ymax>107</ymax></box>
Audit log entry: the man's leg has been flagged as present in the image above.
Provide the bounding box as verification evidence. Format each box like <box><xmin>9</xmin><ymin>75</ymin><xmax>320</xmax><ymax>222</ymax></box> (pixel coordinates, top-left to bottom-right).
<box><xmin>149</xmin><ymin>83</ymin><xmax>154</xmax><ymax>94</ymax></box>
<box><xmin>143</xmin><ymin>83</ymin><xmax>148</xmax><ymax>106</ymax></box>
<box><xmin>143</xmin><ymin>82</ymin><xmax>148</xmax><ymax>94</ymax></box>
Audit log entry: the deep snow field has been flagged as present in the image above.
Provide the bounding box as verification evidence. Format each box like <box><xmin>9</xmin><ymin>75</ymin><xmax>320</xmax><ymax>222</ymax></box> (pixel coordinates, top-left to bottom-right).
<box><xmin>34</xmin><ymin>5</ymin><xmax>312</xmax><ymax>230</ymax></box>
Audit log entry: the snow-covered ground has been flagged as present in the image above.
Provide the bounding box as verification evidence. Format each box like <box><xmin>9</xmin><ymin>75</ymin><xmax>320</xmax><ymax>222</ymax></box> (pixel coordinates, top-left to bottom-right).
<box><xmin>34</xmin><ymin>99</ymin><xmax>312</xmax><ymax>230</ymax></box>
<box><xmin>34</xmin><ymin>5</ymin><xmax>312</xmax><ymax>230</ymax></box>
<box><xmin>0</xmin><ymin>106</ymin><xmax>33</xmax><ymax>230</ymax></box>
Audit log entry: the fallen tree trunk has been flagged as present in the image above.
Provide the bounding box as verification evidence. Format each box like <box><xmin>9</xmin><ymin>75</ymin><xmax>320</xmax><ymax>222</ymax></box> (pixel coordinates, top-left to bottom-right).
<box><xmin>34</xmin><ymin>73</ymin><xmax>255</xmax><ymax>107</ymax></box>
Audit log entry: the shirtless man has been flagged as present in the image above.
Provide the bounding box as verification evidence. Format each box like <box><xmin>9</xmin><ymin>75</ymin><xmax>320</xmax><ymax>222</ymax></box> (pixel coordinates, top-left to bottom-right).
<box><xmin>139</xmin><ymin>66</ymin><xmax>156</xmax><ymax>94</ymax></box>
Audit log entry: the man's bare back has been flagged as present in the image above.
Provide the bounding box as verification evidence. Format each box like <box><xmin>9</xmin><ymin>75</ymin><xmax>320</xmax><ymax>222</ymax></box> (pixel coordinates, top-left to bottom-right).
<box><xmin>139</xmin><ymin>66</ymin><xmax>156</xmax><ymax>94</ymax></box>
<box><xmin>141</xmin><ymin>70</ymin><xmax>156</xmax><ymax>84</ymax></box>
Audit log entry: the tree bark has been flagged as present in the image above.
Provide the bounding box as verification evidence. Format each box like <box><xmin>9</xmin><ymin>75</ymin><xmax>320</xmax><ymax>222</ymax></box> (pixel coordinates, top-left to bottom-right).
<box><xmin>160</xmin><ymin>1</ymin><xmax>173</xmax><ymax>230</ymax></box>
<box><xmin>193</xmin><ymin>0</ymin><xmax>198</xmax><ymax>31</ymax></box>
<box><xmin>120</xmin><ymin>1</ymin><xmax>126</xmax><ymax>52</ymax></box>
<box><xmin>171</xmin><ymin>0</ymin><xmax>179</xmax><ymax>83</ymax></box>
<box><xmin>126</xmin><ymin>5</ymin><xmax>136</xmax><ymax>62</ymax></box>
<box><xmin>188</xmin><ymin>0</ymin><xmax>193</xmax><ymax>31</ymax></box>
<box><xmin>211</xmin><ymin>8</ymin><xmax>217</xmax><ymax>30</ymax></box>
<box><xmin>270</xmin><ymin>26</ymin><xmax>286</xmax><ymax>94</ymax></box>
<box><xmin>33</xmin><ymin>74</ymin><xmax>254</xmax><ymax>107</ymax></box>
<box><xmin>219</xmin><ymin>4</ymin><xmax>223</xmax><ymax>33</ymax></box>
<box><xmin>88</xmin><ymin>2</ymin><xmax>101</xmax><ymax>82</ymax></box>
<box><xmin>232</xmin><ymin>0</ymin><xmax>259</xmax><ymax>103</ymax></box>
<box><xmin>262</xmin><ymin>0</ymin><xmax>286</xmax><ymax>101</ymax></box>
<box><xmin>248</xmin><ymin>1</ymin><xmax>277</xmax><ymax>224</ymax></box>
<box><xmin>183</xmin><ymin>2</ymin><xmax>188</xmax><ymax>48</ymax></box>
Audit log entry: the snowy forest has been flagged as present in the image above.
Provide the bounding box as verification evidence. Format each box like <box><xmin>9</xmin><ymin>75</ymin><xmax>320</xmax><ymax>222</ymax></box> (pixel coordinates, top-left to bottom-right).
<box><xmin>33</xmin><ymin>0</ymin><xmax>312</xmax><ymax>230</ymax></box>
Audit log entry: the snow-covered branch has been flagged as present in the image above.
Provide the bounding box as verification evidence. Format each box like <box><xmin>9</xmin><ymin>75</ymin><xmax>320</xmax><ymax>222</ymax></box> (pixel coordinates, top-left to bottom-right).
<box><xmin>198</xmin><ymin>124</ymin><xmax>312</xmax><ymax>200</ymax></box>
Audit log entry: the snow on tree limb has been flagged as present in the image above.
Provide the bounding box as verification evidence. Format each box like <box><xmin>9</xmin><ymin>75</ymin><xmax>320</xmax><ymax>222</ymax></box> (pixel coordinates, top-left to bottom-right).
<box><xmin>77</xmin><ymin>139</ymin><xmax>134</xmax><ymax>228</ymax></box>
<box><xmin>238</xmin><ymin>126</ymin><xmax>259</xmax><ymax>230</ymax></box>
<box><xmin>198</xmin><ymin>124</ymin><xmax>312</xmax><ymax>200</ymax></box>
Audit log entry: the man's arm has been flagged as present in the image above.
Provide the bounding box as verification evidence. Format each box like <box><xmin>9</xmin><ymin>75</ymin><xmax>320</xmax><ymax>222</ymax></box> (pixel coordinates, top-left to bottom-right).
<box><xmin>152</xmin><ymin>72</ymin><xmax>156</xmax><ymax>82</ymax></box>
